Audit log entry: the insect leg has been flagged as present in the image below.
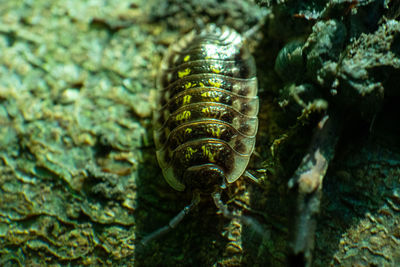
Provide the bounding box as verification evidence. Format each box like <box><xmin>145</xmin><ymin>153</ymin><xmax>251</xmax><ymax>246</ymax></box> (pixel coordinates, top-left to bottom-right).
<box><xmin>212</xmin><ymin>190</ymin><xmax>264</xmax><ymax>235</ymax></box>
<box><xmin>140</xmin><ymin>191</ymin><xmax>201</xmax><ymax>246</ymax></box>
<box><xmin>243</xmin><ymin>170</ymin><xmax>260</xmax><ymax>184</ymax></box>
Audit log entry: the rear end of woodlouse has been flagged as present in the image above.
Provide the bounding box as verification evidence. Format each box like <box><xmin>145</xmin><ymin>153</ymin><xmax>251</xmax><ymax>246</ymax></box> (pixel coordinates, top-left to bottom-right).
<box><xmin>142</xmin><ymin>24</ymin><xmax>260</xmax><ymax>246</ymax></box>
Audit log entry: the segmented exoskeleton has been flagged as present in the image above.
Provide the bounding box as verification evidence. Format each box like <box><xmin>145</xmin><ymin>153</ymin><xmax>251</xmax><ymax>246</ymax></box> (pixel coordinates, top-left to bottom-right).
<box><xmin>143</xmin><ymin>23</ymin><xmax>260</xmax><ymax>245</ymax></box>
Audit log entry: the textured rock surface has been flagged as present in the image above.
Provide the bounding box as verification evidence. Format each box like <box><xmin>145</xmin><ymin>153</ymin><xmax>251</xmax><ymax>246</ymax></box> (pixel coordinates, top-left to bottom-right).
<box><xmin>0</xmin><ymin>0</ymin><xmax>399</xmax><ymax>266</ymax></box>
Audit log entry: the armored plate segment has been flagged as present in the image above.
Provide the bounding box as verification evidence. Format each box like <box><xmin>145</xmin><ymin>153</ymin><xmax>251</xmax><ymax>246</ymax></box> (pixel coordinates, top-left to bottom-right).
<box><xmin>154</xmin><ymin>24</ymin><xmax>258</xmax><ymax>192</ymax></box>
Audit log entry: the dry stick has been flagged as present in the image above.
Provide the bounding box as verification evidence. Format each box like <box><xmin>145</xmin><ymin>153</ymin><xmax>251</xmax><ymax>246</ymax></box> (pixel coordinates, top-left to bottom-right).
<box><xmin>287</xmin><ymin>113</ymin><xmax>341</xmax><ymax>267</ymax></box>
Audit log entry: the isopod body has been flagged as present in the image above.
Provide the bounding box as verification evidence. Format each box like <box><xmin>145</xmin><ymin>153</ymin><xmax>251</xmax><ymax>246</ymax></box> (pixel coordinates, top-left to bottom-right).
<box><xmin>154</xmin><ymin>24</ymin><xmax>259</xmax><ymax>193</ymax></box>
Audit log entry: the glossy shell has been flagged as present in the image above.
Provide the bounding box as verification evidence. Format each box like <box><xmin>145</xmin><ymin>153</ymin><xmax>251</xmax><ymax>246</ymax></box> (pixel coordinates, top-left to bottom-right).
<box><xmin>154</xmin><ymin>25</ymin><xmax>259</xmax><ymax>192</ymax></box>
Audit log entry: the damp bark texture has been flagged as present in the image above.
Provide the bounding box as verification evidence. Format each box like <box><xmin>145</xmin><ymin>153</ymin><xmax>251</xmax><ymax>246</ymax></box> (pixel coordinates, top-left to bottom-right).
<box><xmin>1</xmin><ymin>0</ymin><xmax>400</xmax><ymax>266</ymax></box>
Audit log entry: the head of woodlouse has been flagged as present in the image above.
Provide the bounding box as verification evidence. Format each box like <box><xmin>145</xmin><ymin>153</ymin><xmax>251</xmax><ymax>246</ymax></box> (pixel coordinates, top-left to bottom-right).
<box><xmin>183</xmin><ymin>164</ymin><xmax>226</xmax><ymax>193</ymax></box>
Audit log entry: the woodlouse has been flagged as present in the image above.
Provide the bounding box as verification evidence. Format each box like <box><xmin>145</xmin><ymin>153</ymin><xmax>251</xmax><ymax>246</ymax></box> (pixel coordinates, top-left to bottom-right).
<box><xmin>142</xmin><ymin>24</ymin><xmax>260</xmax><ymax>245</ymax></box>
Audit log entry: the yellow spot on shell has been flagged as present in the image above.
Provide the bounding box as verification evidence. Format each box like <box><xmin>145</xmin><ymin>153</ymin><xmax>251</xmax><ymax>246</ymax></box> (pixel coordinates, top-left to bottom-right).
<box><xmin>185</xmin><ymin>147</ymin><xmax>198</xmax><ymax>160</ymax></box>
<box><xmin>178</xmin><ymin>68</ymin><xmax>191</xmax><ymax>78</ymax></box>
<box><xmin>175</xmin><ymin>110</ymin><xmax>191</xmax><ymax>121</ymax></box>
<box><xmin>185</xmin><ymin>128</ymin><xmax>192</xmax><ymax>134</ymax></box>
<box><xmin>201</xmin><ymin>145</ymin><xmax>216</xmax><ymax>162</ymax></box>
<box><xmin>184</xmin><ymin>82</ymin><xmax>196</xmax><ymax>89</ymax></box>
<box><xmin>199</xmin><ymin>82</ymin><xmax>205</xmax><ymax>87</ymax></box>
<box><xmin>210</xmin><ymin>65</ymin><xmax>220</xmax><ymax>74</ymax></box>
<box><xmin>182</xmin><ymin>95</ymin><xmax>192</xmax><ymax>105</ymax></box>
<box><xmin>208</xmin><ymin>79</ymin><xmax>221</xmax><ymax>88</ymax></box>
<box><xmin>201</xmin><ymin>91</ymin><xmax>220</xmax><ymax>102</ymax></box>
<box><xmin>184</xmin><ymin>55</ymin><xmax>190</xmax><ymax>62</ymax></box>
<box><xmin>209</xmin><ymin>126</ymin><xmax>222</xmax><ymax>138</ymax></box>
<box><xmin>201</xmin><ymin>107</ymin><xmax>211</xmax><ymax>115</ymax></box>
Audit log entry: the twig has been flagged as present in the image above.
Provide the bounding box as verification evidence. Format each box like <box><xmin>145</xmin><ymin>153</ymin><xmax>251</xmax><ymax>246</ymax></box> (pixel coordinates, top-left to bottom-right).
<box><xmin>287</xmin><ymin>113</ymin><xmax>341</xmax><ymax>267</ymax></box>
